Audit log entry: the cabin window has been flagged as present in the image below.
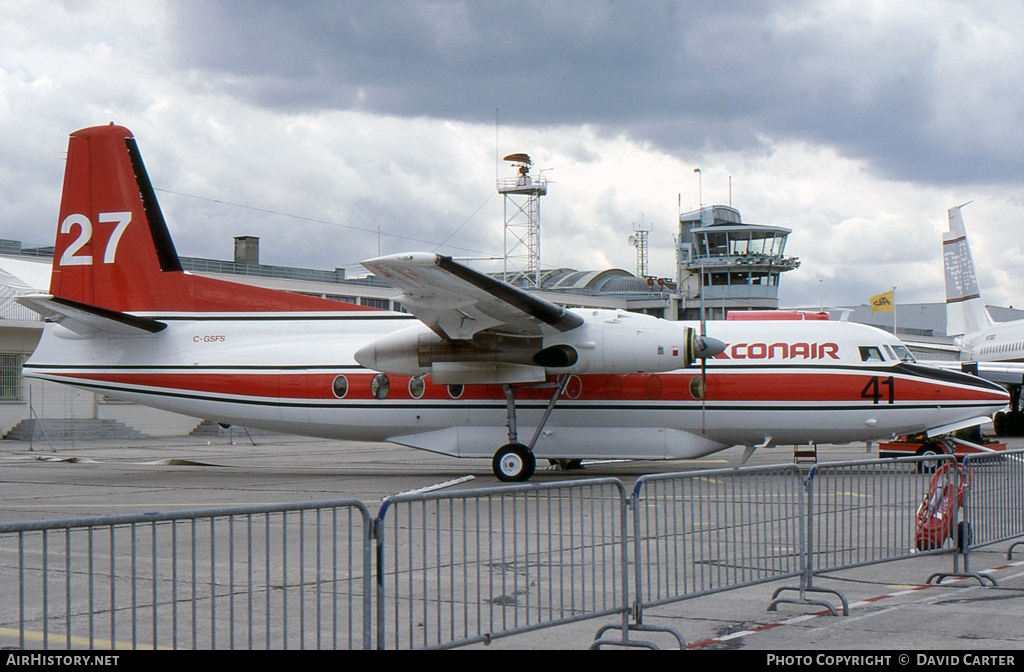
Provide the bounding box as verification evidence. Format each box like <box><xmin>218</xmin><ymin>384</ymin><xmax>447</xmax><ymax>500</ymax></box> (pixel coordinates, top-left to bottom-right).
<box><xmin>331</xmin><ymin>375</ymin><xmax>349</xmax><ymax>399</ymax></box>
<box><xmin>447</xmin><ymin>384</ymin><xmax>464</xmax><ymax>399</ymax></box>
<box><xmin>371</xmin><ymin>373</ymin><xmax>390</xmax><ymax>400</ymax></box>
<box><xmin>859</xmin><ymin>346</ymin><xmax>885</xmax><ymax>362</ymax></box>
<box><xmin>408</xmin><ymin>375</ymin><xmax>425</xmax><ymax>399</ymax></box>
<box><xmin>688</xmin><ymin>375</ymin><xmax>704</xmax><ymax>400</ymax></box>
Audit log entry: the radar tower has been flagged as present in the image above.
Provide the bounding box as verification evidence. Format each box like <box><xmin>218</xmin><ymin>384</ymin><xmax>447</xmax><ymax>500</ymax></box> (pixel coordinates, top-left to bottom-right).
<box><xmin>498</xmin><ymin>153</ymin><xmax>547</xmax><ymax>287</ymax></box>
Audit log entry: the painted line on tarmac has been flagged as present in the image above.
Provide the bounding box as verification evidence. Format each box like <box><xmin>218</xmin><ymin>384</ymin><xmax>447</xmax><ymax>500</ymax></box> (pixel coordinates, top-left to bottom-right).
<box><xmin>0</xmin><ymin>626</ymin><xmax>169</xmax><ymax>650</ymax></box>
<box><xmin>687</xmin><ymin>559</ymin><xmax>1024</xmax><ymax>649</ymax></box>
<box><xmin>390</xmin><ymin>475</ymin><xmax>476</xmax><ymax>498</ymax></box>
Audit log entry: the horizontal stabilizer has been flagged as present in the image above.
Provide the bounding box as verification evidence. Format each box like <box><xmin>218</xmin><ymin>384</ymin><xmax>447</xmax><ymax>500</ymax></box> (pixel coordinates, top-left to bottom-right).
<box><xmin>15</xmin><ymin>294</ymin><xmax>167</xmax><ymax>336</ymax></box>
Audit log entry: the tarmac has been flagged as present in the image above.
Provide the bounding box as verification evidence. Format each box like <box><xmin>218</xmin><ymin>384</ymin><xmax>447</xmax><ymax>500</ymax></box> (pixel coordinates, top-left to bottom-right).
<box><xmin>2</xmin><ymin>431</ymin><xmax>1024</xmax><ymax>654</ymax></box>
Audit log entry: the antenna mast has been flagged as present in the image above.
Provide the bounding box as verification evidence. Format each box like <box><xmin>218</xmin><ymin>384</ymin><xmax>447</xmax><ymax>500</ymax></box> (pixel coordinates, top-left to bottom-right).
<box><xmin>628</xmin><ymin>217</ymin><xmax>653</xmax><ymax>278</ymax></box>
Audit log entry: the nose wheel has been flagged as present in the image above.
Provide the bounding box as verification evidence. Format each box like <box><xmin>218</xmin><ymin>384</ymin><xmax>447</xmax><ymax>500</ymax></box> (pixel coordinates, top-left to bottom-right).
<box><xmin>493</xmin><ymin>443</ymin><xmax>536</xmax><ymax>482</ymax></box>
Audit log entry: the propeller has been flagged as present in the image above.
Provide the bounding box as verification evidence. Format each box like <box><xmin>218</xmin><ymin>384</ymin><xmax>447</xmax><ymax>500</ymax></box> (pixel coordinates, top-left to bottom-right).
<box><xmin>690</xmin><ymin>270</ymin><xmax>725</xmax><ymax>432</ymax></box>
<box><xmin>699</xmin><ymin>265</ymin><xmax>708</xmax><ymax>433</ymax></box>
<box><xmin>701</xmin><ymin>331</ymin><xmax>708</xmax><ymax>432</ymax></box>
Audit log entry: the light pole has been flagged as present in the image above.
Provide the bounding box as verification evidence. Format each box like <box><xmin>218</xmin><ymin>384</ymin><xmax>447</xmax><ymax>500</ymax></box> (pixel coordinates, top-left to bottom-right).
<box><xmin>693</xmin><ymin>168</ymin><xmax>702</xmax><ymax>207</ymax></box>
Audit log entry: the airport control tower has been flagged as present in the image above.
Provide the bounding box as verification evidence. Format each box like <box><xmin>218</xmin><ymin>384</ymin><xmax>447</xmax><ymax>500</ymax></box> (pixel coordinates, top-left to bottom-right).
<box><xmin>675</xmin><ymin>205</ymin><xmax>800</xmax><ymax>320</ymax></box>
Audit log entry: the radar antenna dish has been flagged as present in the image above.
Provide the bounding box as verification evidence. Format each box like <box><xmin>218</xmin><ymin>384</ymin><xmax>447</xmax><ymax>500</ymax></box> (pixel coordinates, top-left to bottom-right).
<box><xmin>503</xmin><ymin>153</ymin><xmax>532</xmax><ymax>165</ymax></box>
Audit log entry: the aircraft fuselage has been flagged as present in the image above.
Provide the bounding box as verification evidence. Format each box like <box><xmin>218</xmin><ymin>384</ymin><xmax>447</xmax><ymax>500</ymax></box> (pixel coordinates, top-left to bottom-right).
<box><xmin>25</xmin><ymin>310</ymin><xmax>1008</xmax><ymax>461</ymax></box>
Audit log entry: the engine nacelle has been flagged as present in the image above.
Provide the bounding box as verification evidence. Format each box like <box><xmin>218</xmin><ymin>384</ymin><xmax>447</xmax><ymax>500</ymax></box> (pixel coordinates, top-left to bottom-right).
<box><xmin>353</xmin><ymin>309</ymin><xmax>724</xmax><ymax>383</ymax></box>
<box><xmin>353</xmin><ymin>323</ymin><xmax>541</xmax><ymax>377</ymax></box>
<box><xmin>536</xmin><ymin>309</ymin><xmax>705</xmax><ymax>374</ymax></box>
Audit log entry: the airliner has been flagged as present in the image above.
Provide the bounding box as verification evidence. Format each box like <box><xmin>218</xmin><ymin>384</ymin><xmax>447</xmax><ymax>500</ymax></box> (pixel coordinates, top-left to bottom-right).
<box><xmin>15</xmin><ymin>124</ymin><xmax>1009</xmax><ymax>480</ymax></box>
<box><xmin>942</xmin><ymin>203</ymin><xmax>1024</xmax><ymax>434</ymax></box>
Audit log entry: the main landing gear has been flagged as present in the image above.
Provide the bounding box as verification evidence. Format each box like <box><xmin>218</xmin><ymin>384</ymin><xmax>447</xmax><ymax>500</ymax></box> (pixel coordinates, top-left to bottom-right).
<box><xmin>492</xmin><ymin>375</ymin><xmax>570</xmax><ymax>482</ymax></box>
<box><xmin>994</xmin><ymin>384</ymin><xmax>1024</xmax><ymax>436</ymax></box>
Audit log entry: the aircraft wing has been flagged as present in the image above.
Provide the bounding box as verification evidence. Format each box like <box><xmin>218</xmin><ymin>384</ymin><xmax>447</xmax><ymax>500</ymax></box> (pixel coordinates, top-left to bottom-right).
<box><xmin>969</xmin><ymin>361</ymin><xmax>1024</xmax><ymax>386</ymax></box>
<box><xmin>924</xmin><ymin>358</ymin><xmax>1024</xmax><ymax>386</ymax></box>
<box><xmin>361</xmin><ymin>253</ymin><xmax>583</xmax><ymax>340</ymax></box>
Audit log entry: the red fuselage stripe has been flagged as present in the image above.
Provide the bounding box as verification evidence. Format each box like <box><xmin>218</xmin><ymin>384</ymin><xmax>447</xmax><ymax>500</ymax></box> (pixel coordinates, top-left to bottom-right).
<box><xmin>45</xmin><ymin>370</ymin><xmax>1007</xmax><ymax>403</ymax></box>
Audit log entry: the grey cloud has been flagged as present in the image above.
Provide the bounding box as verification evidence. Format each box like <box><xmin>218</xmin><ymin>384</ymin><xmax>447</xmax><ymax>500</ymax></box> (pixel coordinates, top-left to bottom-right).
<box><xmin>165</xmin><ymin>1</ymin><xmax>1024</xmax><ymax>186</ymax></box>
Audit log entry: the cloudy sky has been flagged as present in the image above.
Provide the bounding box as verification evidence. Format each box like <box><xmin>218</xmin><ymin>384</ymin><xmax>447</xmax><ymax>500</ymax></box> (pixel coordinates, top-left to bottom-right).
<box><xmin>2</xmin><ymin>0</ymin><xmax>1024</xmax><ymax>313</ymax></box>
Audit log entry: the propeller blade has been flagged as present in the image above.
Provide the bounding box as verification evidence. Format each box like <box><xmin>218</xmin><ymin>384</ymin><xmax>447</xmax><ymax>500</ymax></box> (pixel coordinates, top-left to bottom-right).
<box><xmin>698</xmin><ymin>270</ymin><xmax>709</xmax><ymax>433</ymax></box>
<box><xmin>701</xmin><ymin>355</ymin><xmax>706</xmax><ymax>434</ymax></box>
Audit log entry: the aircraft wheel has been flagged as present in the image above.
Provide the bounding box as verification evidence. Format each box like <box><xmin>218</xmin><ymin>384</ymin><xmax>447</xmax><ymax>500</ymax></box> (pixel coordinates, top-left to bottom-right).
<box><xmin>994</xmin><ymin>411</ymin><xmax>1007</xmax><ymax>436</ymax></box>
<box><xmin>916</xmin><ymin>443</ymin><xmax>943</xmax><ymax>474</ymax></box>
<box><xmin>1008</xmin><ymin>412</ymin><xmax>1024</xmax><ymax>436</ymax></box>
<box><xmin>493</xmin><ymin>443</ymin><xmax>536</xmax><ymax>482</ymax></box>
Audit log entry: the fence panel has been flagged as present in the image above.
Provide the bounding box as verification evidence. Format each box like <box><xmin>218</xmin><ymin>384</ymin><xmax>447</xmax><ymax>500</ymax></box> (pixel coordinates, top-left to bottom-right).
<box><xmin>806</xmin><ymin>456</ymin><xmax>958</xmax><ymax>574</ymax></box>
<box><xmin>631</xmin><ymin>464</ymin><xmax>806</xmax><ymax>613</ymax></box>
<box><xmin>374</xmin><ymin>478</ymin><xmax>629</xmax><ymax>650</ymax></box>
<box><xmin>963</xmin><ymin>449</ymin><xmax>1024</xmax><ymax>549</ymax></box>
<box><xmin>0</xmin><ymin>500</ymin><xmax>373</xmax><ymax>650</ymax></box>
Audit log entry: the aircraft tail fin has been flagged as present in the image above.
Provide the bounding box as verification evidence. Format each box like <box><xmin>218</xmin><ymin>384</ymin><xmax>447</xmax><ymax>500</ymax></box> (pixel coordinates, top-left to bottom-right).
<box><xmin>48</xmin><ymin>124</ymin><xmax>363</xmax><ymax>314</ymax></box>
<box><xmin>943</xmin><ymin>204</ymin><xmax>994</xmax><ymax>337</ymax></box>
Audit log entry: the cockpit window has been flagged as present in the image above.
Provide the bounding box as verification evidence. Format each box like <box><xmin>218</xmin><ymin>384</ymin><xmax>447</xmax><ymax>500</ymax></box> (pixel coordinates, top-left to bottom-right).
<box><xmin>891</xmin><ymin>344</ymin><xmax>916</xmax><ymax>362</ymax></box>
<box><xmin>859</xmin><ymin>346</ymin><xmax>885</xmax><ymax>362</ymax></box>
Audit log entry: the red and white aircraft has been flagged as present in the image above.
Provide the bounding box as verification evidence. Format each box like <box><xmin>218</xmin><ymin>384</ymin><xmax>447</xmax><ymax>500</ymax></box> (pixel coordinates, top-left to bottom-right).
<box><xmin>17</xmin><ymin>124</ymin><xmax>1009</xmax><ymax>480</ymax></box>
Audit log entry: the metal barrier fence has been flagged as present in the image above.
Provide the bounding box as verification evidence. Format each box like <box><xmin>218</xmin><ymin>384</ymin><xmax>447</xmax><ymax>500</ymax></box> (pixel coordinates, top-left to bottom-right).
<box><xmin>0</xmin><ymin>500</ymin><xmax>373</xmax><ymax>650</ymax></box>
<box><xmin>769</xmin><ymin>455</ymin><xmax>959</xmax><ymax>611</ymax></box>
<box><xmin>807</xmin><ymin>455</ymin><xmax>959</xmax><ymax>570</ymax></box>
<box><xmin>963</xmin><ymin>449</ymin><xmax>1024</xmax><ymax>568</ymax></box>
<box><xmin>374</xmin><ymin>478</ymin><xmax>629</xmax><ymax>650</ymax></box>
<box><xmin>629</xmin><ymin>465</ymin><xmax>805</xmax><ymax>611</ymax></box>
<box><xmin>7</xmin><ymin>454</ymin><xmax>1024</xmax><ymax>650</ymax></box>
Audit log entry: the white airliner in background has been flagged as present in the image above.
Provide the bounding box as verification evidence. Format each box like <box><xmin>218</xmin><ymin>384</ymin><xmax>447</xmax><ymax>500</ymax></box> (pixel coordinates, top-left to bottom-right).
<box><xmin>15</xmin><ymin>124</ymin><xmax>1009</xmax><ymax>480</ymax></box>
<box><xmin>943</xmin><ymin>204</ymin><xmax>1024</xmax><ymax>434</ymax></box>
